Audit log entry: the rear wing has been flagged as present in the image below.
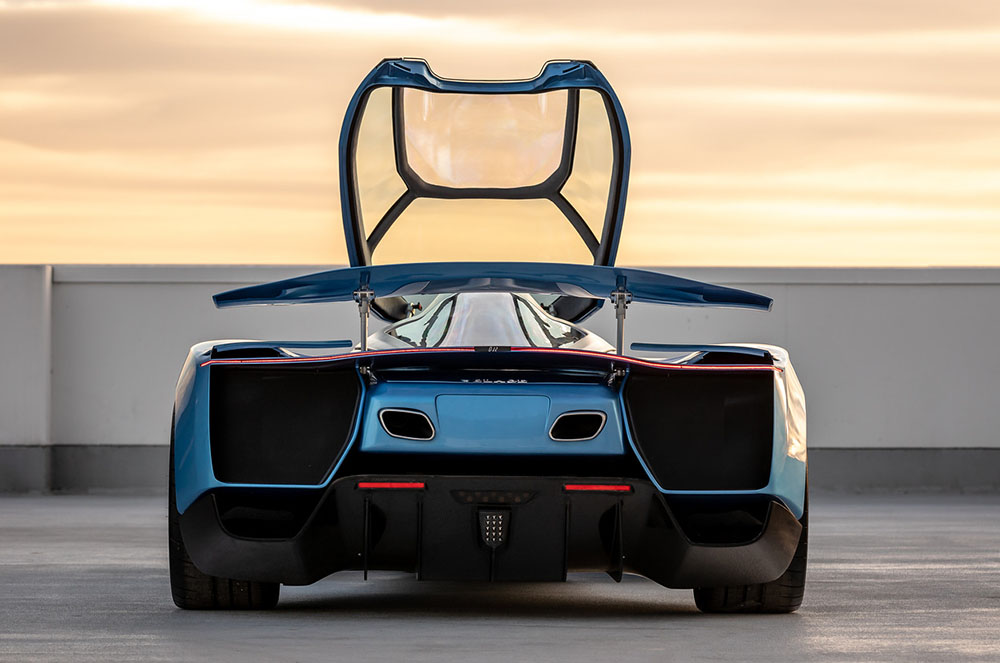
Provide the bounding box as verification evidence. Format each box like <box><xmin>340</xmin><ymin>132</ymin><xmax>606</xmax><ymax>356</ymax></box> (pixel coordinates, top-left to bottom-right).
<box><xmin>213</xmin><ymin>262</ymin><xmax>771</xmax><ymax>311</ymax></box>
<box><xmin>214</xmin><ymin>262</ymin><xmax>771</xmax><ymax>355</ymax></box>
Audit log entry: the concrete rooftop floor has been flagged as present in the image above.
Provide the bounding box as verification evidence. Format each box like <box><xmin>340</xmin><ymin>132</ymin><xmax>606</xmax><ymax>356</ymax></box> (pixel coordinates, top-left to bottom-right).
<box><xmin>1</xmin><ymin>493</ymin><xmax>998</xmax><ymax>662</ymax></box>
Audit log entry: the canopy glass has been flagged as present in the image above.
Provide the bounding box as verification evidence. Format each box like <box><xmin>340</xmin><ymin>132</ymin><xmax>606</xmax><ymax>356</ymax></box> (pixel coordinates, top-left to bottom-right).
<box><xmin>340</xmin><ymin>59</ymin><xmax>631</xmax><ymax>268</ymax></box>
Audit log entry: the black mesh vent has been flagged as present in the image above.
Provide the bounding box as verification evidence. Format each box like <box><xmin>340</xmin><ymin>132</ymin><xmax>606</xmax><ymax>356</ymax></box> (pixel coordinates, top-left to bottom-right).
<box><xmin>210</xmin><ymin>365</ymin><xmax>360</xmax><ymax>485</ymax></box>
<box><xmin>623</xmin><ymin>371</ymin><xmax>773</xmax><ymax>490</ymax></box>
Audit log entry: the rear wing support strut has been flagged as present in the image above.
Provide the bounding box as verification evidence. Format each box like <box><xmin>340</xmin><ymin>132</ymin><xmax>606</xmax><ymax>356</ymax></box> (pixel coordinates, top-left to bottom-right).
<box><xmin>610</xmin><ymin>285</ymin><xmax>632</xmax><ymax>356</ymax></box>
<box><xmin>353</xmin><ymin>286</ymin><xmax>375</xmax><ymax>351</ymax></box>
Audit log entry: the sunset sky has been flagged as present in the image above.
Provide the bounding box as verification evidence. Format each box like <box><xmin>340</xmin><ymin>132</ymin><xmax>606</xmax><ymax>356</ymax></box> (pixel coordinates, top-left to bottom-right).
<box><xmin>2</xmin><ymin>0</ymin><xmax>1000</xmax><ymax>266</ymax></box>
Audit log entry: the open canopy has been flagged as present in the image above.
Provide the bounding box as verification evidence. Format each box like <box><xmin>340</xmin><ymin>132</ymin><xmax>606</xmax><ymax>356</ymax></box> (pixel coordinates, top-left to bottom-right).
<box><xmin>339</xmin><ymin>59</ymin><xmax>631</xmax><ymax>268</ymax></box>
<box><xmin>214</xmin><ymin>262</ymin><xmax>772</xmax><ymax>312</ymax></box>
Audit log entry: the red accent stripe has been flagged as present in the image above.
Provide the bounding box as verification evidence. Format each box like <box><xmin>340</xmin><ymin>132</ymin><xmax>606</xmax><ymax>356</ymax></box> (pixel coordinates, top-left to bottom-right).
<box><xmin>200</xmin><ymin>346</ymin><xmax>781</xmax><ymax>372</ymax></box>
<box><xmin>356</xmin><ymin>481</ymin><xmax>426</xmax><ymax>490</ymax></box>
<box><xmin>564</xmin><ymin>483</ymin><xmax>633</xmax><ymax>493</ymax></box>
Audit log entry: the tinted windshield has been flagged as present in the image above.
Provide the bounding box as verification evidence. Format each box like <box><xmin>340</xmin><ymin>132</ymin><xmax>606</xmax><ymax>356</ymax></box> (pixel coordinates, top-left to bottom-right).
<box><xmin>384</xmin><ymin>295</ymin><xmax>456</xmax><ymax>347</ymax></box>
<box><xmin>382</xmin><ymin>293</ymin><xmax>588</xmax><ymax>349</ymax></box>
<box><xmin>512</xmin><ymin>295</ymin><xmax>586</xmax><ymax>348</ymax></box>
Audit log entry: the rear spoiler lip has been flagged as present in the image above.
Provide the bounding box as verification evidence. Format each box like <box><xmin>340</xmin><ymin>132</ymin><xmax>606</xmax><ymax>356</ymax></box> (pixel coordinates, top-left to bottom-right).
<box><xmin>213</xmin><ymin>262</ymin><xmax>772</xmax><ymax>312</ymax></box>
<box><xmin>631</xmin><ymin>343</ymin><xmax>773</xmax><ymax>359</ymax></box>
<box><xmin>199</xmin><ymin>345</ymin><xmax>783</xmax><ymax>371</ymax></box>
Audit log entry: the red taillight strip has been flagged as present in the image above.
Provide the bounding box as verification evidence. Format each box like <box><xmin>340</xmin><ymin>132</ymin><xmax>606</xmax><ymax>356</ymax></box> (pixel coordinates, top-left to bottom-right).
<box><xmin>564</xmin><ymin>483</ymin><xmax>633</xmax><ymax>493</ymax></box>
<box><xmin>201</xmin><ymin>346</ymin><xmax>780</xmax><ymax>372</ymax></box>
<box><xmin>356</xmin><ymin>481</ymin><xmax>426</xmax><ymax>490</ymax></box>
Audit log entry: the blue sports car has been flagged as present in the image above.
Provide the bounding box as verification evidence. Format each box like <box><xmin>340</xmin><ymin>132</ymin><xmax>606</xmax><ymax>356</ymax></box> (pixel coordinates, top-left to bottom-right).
<box><xmin>169</xmin><ymin>59</ymin><xmax>808</xmax><ymax>613</ymax></box>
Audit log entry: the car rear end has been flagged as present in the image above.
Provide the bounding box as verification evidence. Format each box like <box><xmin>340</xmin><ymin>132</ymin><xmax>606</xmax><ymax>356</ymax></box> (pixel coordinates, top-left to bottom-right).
<box><xmin>173</xmin><ymin>344</ymin><xmax>805</xmax><ymax>589</ymax></box>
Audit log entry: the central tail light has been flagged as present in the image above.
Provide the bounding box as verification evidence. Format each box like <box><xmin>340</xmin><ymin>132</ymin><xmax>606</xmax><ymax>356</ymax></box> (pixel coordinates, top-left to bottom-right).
<box><xmin>563</xmin><ymin>483</ymin><xmax>633</xmax><ymax>493</ymax></box>
<box><xmin>356</xmin><ymin>481</ymin><xmax>426</xmax><ymax>490</ymax></box>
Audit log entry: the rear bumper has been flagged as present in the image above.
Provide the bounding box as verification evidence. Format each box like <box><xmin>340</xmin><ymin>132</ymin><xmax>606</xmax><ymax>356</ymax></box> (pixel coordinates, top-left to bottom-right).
<box><xmin>179</xmin><ymin>476</ymin><xmax>802</xmax><ymax>588</ymax></box>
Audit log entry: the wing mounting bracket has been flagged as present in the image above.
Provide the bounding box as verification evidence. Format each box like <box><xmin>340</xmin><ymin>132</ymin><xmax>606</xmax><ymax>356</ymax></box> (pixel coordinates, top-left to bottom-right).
<box><xmin>353</xmin><ymin>286</ymin><xmax>375</xmax><ymax>351</ymax></box>
<box><xmin>610</xmin><ymin>282</ymin><xmax>632</xmax><ymax>356</ymax></box>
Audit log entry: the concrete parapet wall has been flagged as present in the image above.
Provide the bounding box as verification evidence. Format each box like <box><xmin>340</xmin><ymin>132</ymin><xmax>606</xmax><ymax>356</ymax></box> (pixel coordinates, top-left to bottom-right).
<box><xmin>1</xmin><ymin>265</ymin><xmax>998</xmax><ymax>491</ymax></box>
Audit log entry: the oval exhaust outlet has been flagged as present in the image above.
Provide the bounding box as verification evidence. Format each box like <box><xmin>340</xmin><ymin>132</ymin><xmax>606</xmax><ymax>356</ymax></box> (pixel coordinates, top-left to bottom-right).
<box><xmin>379</xmin><ymin>408</ymin><xmax>435</xmax><ymax>440</ymax></box>
<box><xmin>549</xmin><ymin>411</ymin><xmax>607</xmax><ymax>442</ymax></box>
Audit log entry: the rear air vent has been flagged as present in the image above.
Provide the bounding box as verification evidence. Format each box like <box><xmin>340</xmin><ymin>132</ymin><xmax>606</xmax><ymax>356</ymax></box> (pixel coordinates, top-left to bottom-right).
<box><xmin>623</xmin><ymin>371</ymin><xmax>773</xmax><ymax>490</ymax></box>
<box><xmin>214</xmin><ymin>489</ymin><xmax>322</xmax><ymax>539</ymax></box>
<box><xmin>379</xmin><ymin>409</ymin><xmax>435</xmax><ymax>440</ymax></box>
<box><xmin>549</xmin><ymin>411</ymin><xmax>607</xmax><ymax>441</ymax></box>
<box><xmin>209</xmin><ymin>364</ymin><xmax>360</xmax><ymax>485</ymax></box>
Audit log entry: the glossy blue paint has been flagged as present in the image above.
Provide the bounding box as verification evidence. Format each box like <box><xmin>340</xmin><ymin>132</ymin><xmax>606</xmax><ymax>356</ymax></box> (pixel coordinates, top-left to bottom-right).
<box><xmin>173</xmin><ymin>343</ymin><xmax>217</xmax><ymax>515</ymax></box>
<box><xmin>617</xmin><ymin>370</ymin><xmax>806</xmax><ymax>519</ymax></box>
<box><xmin>338</xmin><ymin>59</ymin><xmax>631</xmax><ymax>268</ymax></box>
<box><xmin>360</xmin><ymin>381</ymin><xmax>623</xmax><ymax>455</ymax></box>
<box><xmin>172</xmin><ymin>347</ymin><xmax>368</xmax><ymax>515</ymax></box>
<box><xmin>213</xmin><ymin>262</ymin><xmax>772</xmax><ymax>312</ymax></box>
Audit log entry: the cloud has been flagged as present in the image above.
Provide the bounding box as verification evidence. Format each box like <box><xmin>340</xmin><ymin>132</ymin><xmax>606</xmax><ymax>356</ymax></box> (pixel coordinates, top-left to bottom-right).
<box><xmin>1</xmin><ymin>0</ymin><xmax>1000</xmax><ymax>265</ymax></box>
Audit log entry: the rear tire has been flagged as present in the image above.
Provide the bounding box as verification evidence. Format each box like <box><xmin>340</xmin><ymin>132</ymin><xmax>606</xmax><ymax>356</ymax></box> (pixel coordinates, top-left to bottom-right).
<box><xmin>169</xmin><ymin>415</ymin><xmax>280</xmax><ymax>610</ymax></box>
<box><xmin>693</xmin><ymin>491</ymin><xmax>808</xmax><ymax>614</ymax></box>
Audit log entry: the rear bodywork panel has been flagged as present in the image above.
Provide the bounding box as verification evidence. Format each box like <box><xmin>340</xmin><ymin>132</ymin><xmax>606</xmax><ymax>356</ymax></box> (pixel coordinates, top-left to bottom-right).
<box><xmin>173</xmin><ymin>342</ymin><xmax>806</xmax><ymax>588</ymax></box>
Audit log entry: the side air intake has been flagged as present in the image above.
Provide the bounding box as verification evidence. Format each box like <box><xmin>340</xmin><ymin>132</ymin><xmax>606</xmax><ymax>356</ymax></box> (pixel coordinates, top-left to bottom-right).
<box><xmin>210</xmin><ymin>364</ymin><xmax>360</xmax><ymax>485</ymax></box>
<box><xmin>623</xmin><ymin>371</ymin><xmax>773</xmax><ymax>490</ymax></box>
<box><xmin>379</xmin><ymin>408</ymin><xmax>435</xmax><ymax>440</ymax></box>
<box><xmin>549</xmin><ymin>411</ymin><xmax>607</xmax><ymax>441</ymax></box>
